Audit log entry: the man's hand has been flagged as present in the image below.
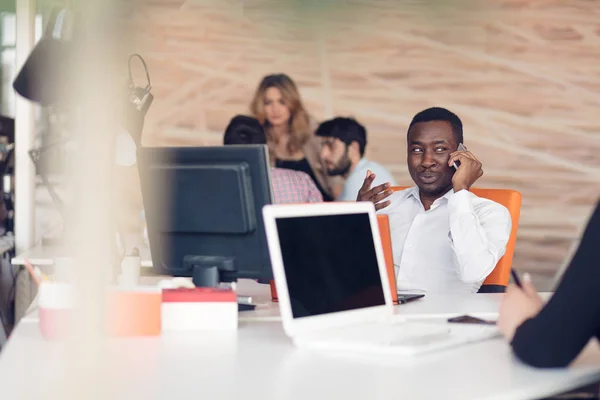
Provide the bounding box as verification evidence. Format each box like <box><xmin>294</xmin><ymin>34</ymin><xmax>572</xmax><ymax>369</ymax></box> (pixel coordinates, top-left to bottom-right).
<box><xmin>497</xmin><ymin>274</ymin><xmax>544</xmax><ymax>342</ymax></box>
<box><xmin>356</xmin><ymin>170</ymin><xmax>393</xmax><ymax>211</ymax></box>
<box><xmin>448</xmin><ymin>147</ymin><xmax>483</xmax><ymax>192</ymax></box>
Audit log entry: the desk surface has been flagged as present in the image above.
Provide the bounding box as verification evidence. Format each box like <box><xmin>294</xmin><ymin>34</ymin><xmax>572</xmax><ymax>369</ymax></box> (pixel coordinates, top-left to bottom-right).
<box><xmin>1</xmin><ymin>281</ymin><xmax>599</xmax><ymax>400</ymax></box>
<box><xmin>11</xmin><ymin>243</ymin><xmax>153</xmax><ymax>267</ymax></box>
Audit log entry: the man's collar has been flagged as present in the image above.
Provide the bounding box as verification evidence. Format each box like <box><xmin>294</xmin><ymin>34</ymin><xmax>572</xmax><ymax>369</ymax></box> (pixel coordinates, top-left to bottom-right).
<box><xmin>406</xmin><ymin>186</ymin><xmax>420</xmax><ymax>200</ymax></box>
<box><xmin>407</xmin><ymin>186</ymin><xmax>455</xmax><ymax>207</ymax></box>
<box><xmin>440</xmin><ymin>188</ymin><xmax>455</xmax><ymax>201</ymax></box>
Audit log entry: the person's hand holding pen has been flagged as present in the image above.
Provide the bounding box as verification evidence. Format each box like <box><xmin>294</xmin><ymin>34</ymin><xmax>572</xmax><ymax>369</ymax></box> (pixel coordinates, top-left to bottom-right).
<box><xmin>497</xmin><ymin>271</ymin><xmax>544</xmax><ymax>341</ymax></box>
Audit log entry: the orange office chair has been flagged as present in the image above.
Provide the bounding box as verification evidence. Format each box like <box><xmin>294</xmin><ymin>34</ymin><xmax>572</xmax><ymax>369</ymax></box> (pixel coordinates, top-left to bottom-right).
<box><xmin>377</xmin><ymin>214</ymin><xmax>399</xmax><ymax>304</ymax></box>
<box><xmin>390</xmin><ymin>186</ymin><xmax>522</xmax><ymax>293</ymax></box>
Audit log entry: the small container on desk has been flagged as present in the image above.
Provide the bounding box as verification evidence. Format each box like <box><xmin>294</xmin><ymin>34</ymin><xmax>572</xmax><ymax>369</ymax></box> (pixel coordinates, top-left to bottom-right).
<box><xmin>39</xmin><ymin>282</ymin><xmax>73</xmax><ymax>340</ymax></box>
<box><xmin>161</xmin><ymin>287</ymin><xmax>238</xmax><ymax>331</ymax></box>
<box><xmin>106</xmin><ymin>287</ymin><xmax>162</xmax><ymax>337</ymax></box>
<box><xmin>38</xmin><ymin>282</ymin><xmax>162</xmax><ymax>339</ymax></box>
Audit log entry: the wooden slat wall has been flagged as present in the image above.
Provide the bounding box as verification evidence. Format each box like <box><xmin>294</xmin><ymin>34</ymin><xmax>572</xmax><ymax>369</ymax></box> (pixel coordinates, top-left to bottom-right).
<box><xmin>121</xmin><ymin>0</ymin><xmax>600</xmax><ymax>274</ymax></box>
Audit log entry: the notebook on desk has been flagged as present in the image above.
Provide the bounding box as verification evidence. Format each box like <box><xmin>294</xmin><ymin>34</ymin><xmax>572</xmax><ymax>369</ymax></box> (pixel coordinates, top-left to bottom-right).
<box><xmin>262</xmin><ymin>202</ymin><xmax>499</xmax><ymax>356</ymax></box>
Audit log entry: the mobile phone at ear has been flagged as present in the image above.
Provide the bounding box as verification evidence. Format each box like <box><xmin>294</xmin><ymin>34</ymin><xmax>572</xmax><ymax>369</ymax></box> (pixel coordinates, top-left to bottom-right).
<box><xmin>453</xmin><ymin>143</ymin><xmax>467</xmax><ymax>169</ymax></box>
<box><xmin>447</xmin><ymin>315</ymin><xmax>496</xmax><ymax>325</ymax></box>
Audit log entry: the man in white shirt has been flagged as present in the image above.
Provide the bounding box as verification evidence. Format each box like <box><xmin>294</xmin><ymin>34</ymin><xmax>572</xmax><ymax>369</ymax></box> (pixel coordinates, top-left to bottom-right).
<box><xmin>357</xmin><ymin>107</ymin><xmax>512</xmax><ymax>293</ymax></box>
<box><xmin>315</xmin><ymin>117</ymin><xmax>397</xmax><ymax>201</ymax></box>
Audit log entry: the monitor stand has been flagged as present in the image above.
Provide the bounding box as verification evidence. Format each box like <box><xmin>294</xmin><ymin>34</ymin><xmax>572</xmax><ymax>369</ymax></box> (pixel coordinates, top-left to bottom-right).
<box><xmin>186</xmin><ymin>255</ymin><xmax>235</xmax><ymax>287</ymax></box>
<box><xmin>188</xmin><ymin>257</ymin><xmax>255</xmax><ymax>312</ymax></box>
<box><xmin>191</xmin><ymin>265</ymin><xmax>220</xmax><ymax>288</ymax></box>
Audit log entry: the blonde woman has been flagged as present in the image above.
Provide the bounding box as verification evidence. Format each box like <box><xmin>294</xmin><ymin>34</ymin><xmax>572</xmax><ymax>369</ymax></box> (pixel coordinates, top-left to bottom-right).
<box><xmin>250</xmin><ymin>73</ymin><xmax>343</xmax><ymax>201</ymax></box>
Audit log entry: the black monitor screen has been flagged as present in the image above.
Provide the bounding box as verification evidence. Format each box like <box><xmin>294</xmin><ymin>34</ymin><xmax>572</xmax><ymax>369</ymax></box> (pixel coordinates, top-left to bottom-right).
<box><xmin>138</xmin><ymin>145</ymin><xmax>273</xmax><ymax>283</ymax></box>
<box><xmin>275</xmin><ymin>213</ymin><xmax>385</xmax><ymax>318</ymax></box>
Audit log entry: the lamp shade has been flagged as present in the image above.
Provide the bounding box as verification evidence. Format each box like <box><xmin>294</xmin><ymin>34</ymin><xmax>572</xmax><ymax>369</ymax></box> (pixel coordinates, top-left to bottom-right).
<box><xmin>13</xmin><ymin>8</ymin><xmax>74</xmax><ymax>107</ymax></box>
<box><xmin>14</xmin><ymin>7</ymin><xmax>154</xmax><ymax>148</ymax></box>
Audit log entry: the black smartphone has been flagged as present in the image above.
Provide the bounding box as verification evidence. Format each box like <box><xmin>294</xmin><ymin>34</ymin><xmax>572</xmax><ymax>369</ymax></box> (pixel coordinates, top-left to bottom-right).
<box><xmin>447</xmin><ymin>315</ymin><xmax>496</xmax><ymax>325</ymax></box>
<box><xmin>397</xmin><ymin>293</ymin><xmax>425</xmax><ymax>304</ymax></box>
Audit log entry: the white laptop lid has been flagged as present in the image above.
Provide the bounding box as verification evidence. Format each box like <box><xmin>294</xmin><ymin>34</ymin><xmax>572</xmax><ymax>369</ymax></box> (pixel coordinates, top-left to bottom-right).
<box><xmin>262</xmin><ymin>202</ymin><xmax>394</xmax><ymax>339</ymax></box>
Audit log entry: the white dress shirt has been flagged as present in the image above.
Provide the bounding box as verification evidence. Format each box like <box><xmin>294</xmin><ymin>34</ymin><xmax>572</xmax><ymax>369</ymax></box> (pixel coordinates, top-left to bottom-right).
<box><xmin>337</xmin><ymin>158</ymin><xmax>397</xmax><ymax>201</ymax></box>
<box><xmin>380</xmin><ymin>187</ymin><xmax>512</xmax><ymax>293</ymax></box>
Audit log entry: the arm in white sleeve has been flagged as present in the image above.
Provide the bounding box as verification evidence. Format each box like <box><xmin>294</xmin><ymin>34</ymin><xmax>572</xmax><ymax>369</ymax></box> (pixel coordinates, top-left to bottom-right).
<box><xmin>447</xmin><ymin>190</ymin><xmax>512</xmax><ymax>283</ymax></box>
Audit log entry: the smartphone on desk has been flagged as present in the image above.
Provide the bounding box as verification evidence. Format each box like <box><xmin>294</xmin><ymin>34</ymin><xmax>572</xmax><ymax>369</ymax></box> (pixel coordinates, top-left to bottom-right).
<box><xmin>447</xmin><ymin>315</ymin><xmax>496</xmax><ymax>326</ymax></box>
<box><xmin>397</xmin><ymin>293</ymin><xmax>425</xmax><ymax>304</ymax></box>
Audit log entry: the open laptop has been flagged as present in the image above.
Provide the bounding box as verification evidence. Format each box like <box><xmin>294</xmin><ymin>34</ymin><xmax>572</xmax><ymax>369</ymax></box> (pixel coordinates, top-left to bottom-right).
<box><xmin>262</xmin><ymin>201</ymin><xmax>499</xmax><ymax>356</ymax></box>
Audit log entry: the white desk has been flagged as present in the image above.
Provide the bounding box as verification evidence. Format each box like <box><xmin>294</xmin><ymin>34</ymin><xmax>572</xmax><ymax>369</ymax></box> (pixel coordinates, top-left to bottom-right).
<box><xmin>1</xmin><ymin>282</ymin><xmax>599</xmax><ymax>400</ymax></box>
<box><xmin>11</xmin><ymin>243</ymin><xmax>153</xmax><ymax>268</ymax></box>
<box><xmin>251</xmin><ymin>292</ymin><xmax>506</xmax><ymax>321</ymax></box>
<box><xmin>9</xmin><ymin>245</ymin><xmax>509</xmax><ymax>322</ymax></box>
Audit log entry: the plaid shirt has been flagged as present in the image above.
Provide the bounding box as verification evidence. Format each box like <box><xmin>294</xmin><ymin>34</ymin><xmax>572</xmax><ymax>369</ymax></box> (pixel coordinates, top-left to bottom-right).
<box><xmin>270</xmin><ymin>167</ymin><xmax>323</xmax><ymax>204</ymax></box>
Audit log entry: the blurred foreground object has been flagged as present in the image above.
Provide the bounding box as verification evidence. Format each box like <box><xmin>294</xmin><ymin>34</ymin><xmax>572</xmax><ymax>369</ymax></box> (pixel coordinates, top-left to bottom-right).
<box><xmin>12</xmin><ymin>6</ymin><xmax>153</xmax><ymax>245</ymax></box>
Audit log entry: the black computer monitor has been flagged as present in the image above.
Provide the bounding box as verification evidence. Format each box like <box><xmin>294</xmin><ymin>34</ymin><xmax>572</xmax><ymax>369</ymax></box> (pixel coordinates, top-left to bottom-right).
<box><xmin>137</xmin><ymin>145</ymin><xmax>273</xmax><ymax>287</ymax></box>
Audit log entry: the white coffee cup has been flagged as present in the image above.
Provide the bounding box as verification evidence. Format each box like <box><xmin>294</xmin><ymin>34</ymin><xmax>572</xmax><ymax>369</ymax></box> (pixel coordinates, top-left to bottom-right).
<box><xmin>118</xmin><ymin>255</ymin><xmax>141</xmax><ymax>287</ymax></box>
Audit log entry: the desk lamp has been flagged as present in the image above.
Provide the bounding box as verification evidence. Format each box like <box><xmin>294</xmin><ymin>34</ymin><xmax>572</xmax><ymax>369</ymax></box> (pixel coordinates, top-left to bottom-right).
<box><xmin>13</xmin><ymin>7</ymin><xmax>153</xmax><ymax>259</ymax></box>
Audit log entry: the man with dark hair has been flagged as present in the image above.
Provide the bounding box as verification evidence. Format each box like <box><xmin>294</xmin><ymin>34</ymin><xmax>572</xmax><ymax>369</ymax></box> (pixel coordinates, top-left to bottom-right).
<box><xmin>357</xmin><ymin>107</ymin><xmax>511</xmax><ymax>293</ymax></box>
<box><xmin>409</xmin><ymin>106</ymin><xmax>464</xmax><ymax>144</ymax></box>
<box><xmin>223</xmin><ymin>115</ymin><xmax>268</xmax><ymax>145</ymax></box>
<box><xmin>315</xmin><ymin>117</ymin><xmax>396</xmax><ymax>201</ymax></box>
<box><xmin>224</xmin><ymin>115</ymin><xmax>322</xmax><ymax>204</ymax></box>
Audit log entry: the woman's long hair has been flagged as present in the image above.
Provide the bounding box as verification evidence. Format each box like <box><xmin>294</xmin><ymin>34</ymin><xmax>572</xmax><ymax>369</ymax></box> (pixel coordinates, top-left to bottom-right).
<box><xmin>250</xmin><ymin>73</ymin><xmax>311</xmax><ymax>154</ymax></box>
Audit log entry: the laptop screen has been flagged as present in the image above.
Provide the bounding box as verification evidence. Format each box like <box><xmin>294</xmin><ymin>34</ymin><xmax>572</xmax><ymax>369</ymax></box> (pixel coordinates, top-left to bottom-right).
<box><xmin>275</xmin><ymin>212</ymin><xmax>385</xmax><ymax>318</ymax></box>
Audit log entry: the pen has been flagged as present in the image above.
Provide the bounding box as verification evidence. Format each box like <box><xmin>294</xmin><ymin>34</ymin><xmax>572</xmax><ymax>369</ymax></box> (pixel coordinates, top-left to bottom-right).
<box><xmin>511</xmin><ymin>269</ymin><xmax>522</xmax><ymax>288</ymax></box>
